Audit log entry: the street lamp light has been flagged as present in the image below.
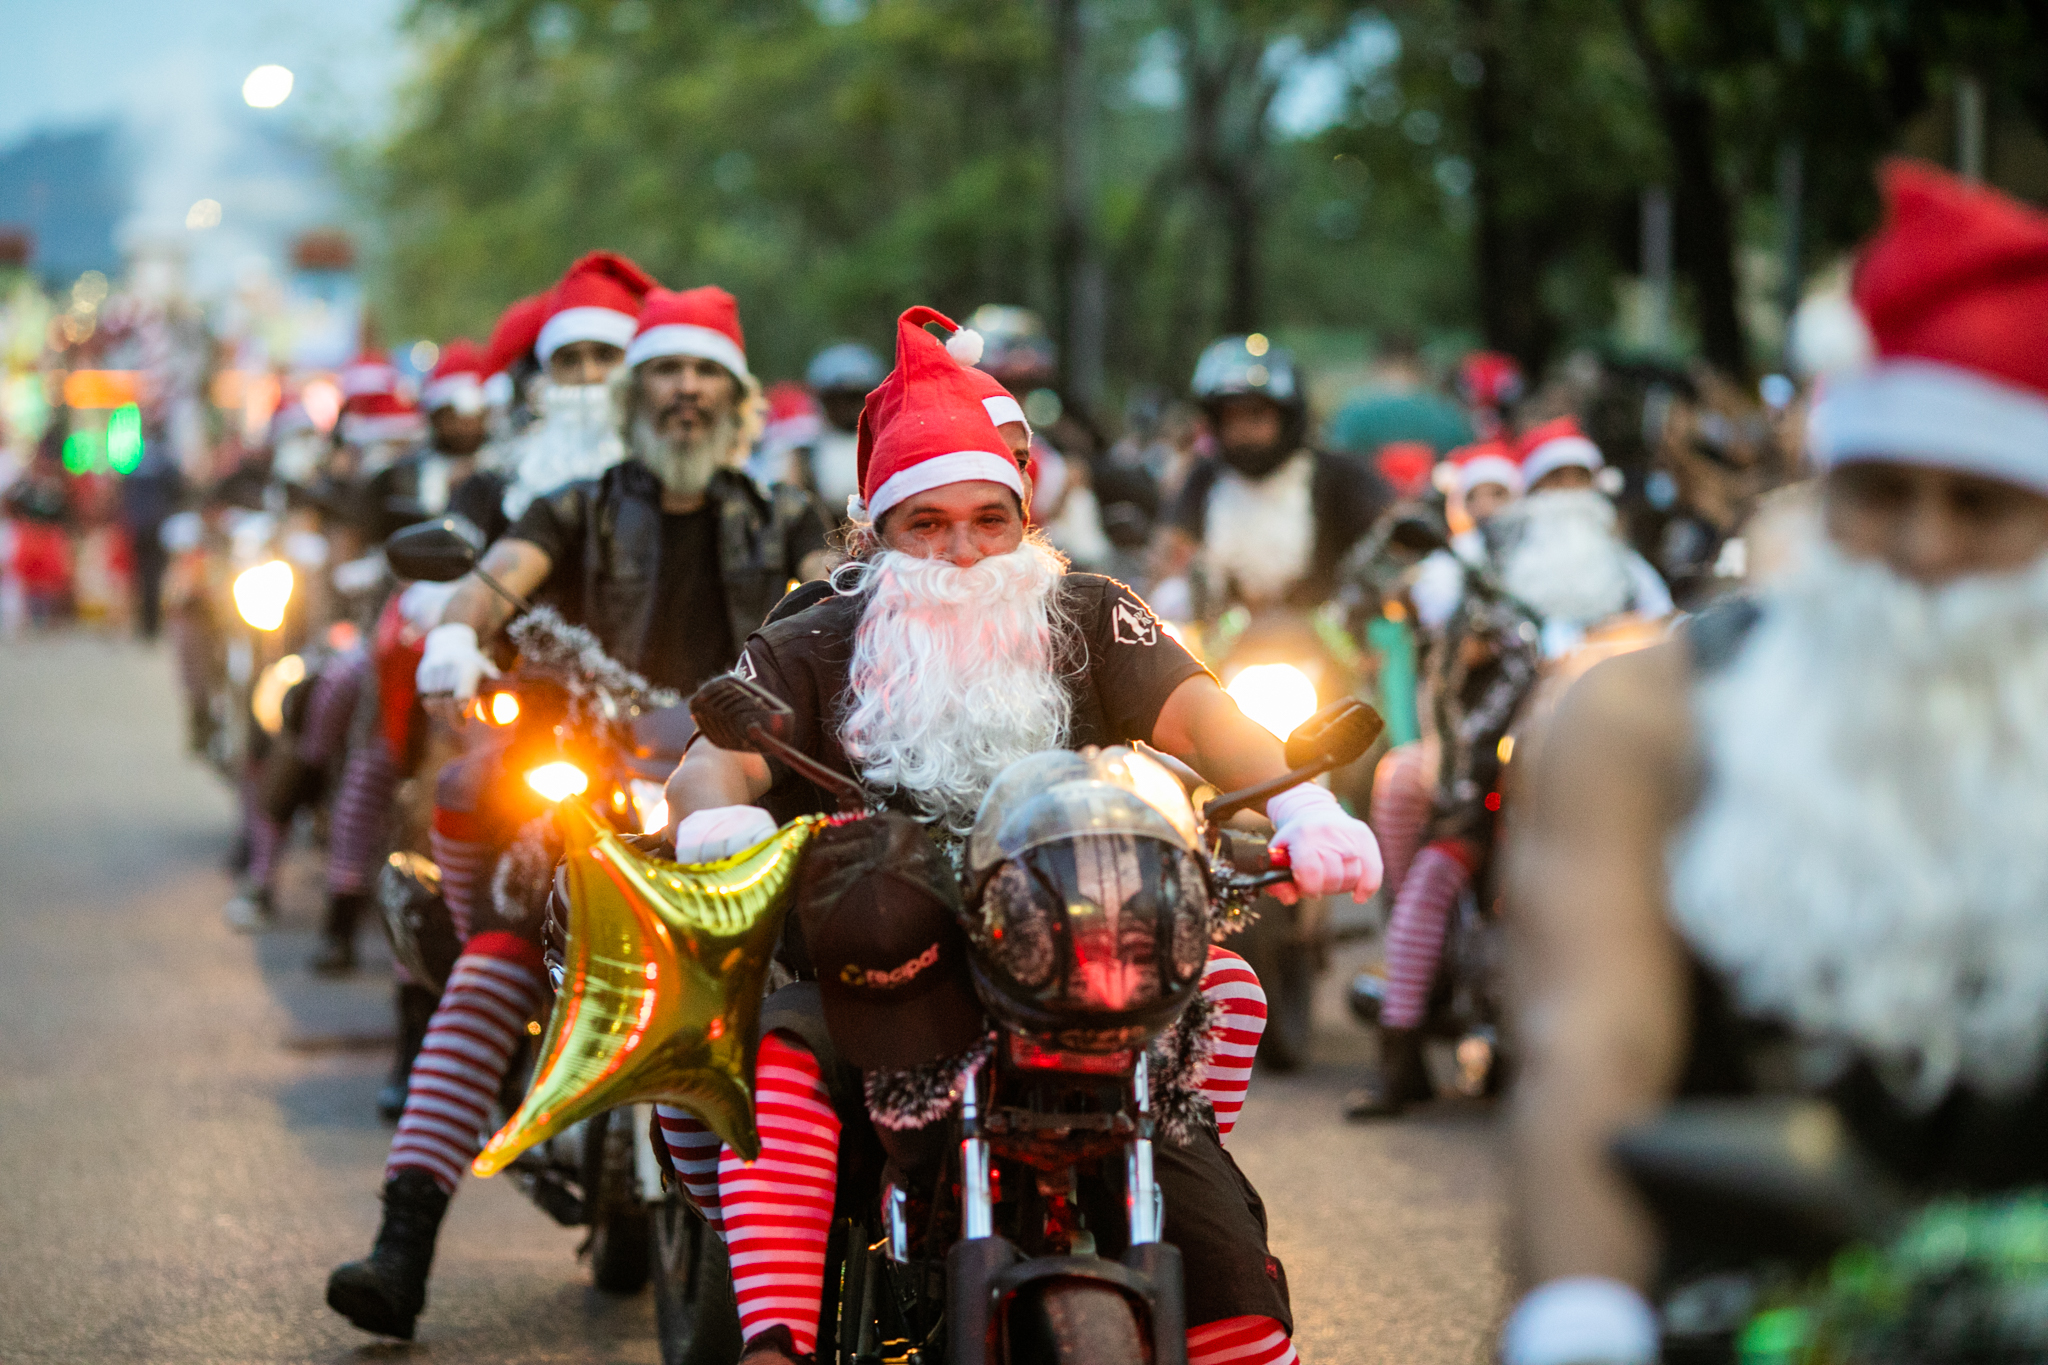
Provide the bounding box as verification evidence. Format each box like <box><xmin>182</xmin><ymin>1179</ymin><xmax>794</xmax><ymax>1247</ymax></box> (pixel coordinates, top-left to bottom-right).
<box><xmin>243</xmin><ymin>65</ymin><xmax>294</xmax><ymax>109</ymax></box>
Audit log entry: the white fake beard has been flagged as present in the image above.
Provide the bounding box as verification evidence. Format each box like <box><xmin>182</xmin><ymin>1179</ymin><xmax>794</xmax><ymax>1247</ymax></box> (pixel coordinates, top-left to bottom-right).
<box><xmin>499</xmin><ymin>381</ymin><xmax>625</xmax><ymax>519</ymax></box>
<box><xmin>1202</xmin><ymin>450</ymin><xmax>1314</xmax><ymax>606</ymax></box>
<box><xmin>1493</xmin><ymin>488</ymin><xmax>1635</xmax><ymax>626</ymax></box>
<box><xmin>630</xmin><ymin>409</ymin><xmax>735</xmax><ymax>500</ymax></box>
<box><xmin>836</xmin><ymin>536</ymin><xmax>1073</xmax><ymax>834</ymax></box>
<box><xmin>1671</xmin><ymin>538</ymin><xmax>2048</xmax><ymax>1105</ymax></box>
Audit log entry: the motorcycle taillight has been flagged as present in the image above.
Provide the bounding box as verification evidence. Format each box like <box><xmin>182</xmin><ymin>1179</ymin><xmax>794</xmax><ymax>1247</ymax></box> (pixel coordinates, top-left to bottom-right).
<box><xmin>1006</xmin><ymin>1035</ymin><xmax>1132</xmax><ymax>1075</ymax></box>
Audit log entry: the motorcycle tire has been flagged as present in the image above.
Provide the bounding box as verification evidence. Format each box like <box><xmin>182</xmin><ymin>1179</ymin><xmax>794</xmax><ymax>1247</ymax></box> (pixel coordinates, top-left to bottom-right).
<box><xmin>1005</xmin><ymin>1278</ymin><xmax>1150</xmax><ymax>1365</ymax></box>
<box><xmin>582</xmin><ymin>1110</ymin><xmax>653</xmax><ymax>1295</ymax></box>
<box><xmin>652</xmin><ymin>1200</ymin><xmax>744</xmax><ymax>1365</ymax></box>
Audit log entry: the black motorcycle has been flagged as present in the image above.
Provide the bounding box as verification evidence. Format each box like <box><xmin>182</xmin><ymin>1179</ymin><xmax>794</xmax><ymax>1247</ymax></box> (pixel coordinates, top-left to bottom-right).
<box><xmin>651</xmin><ymin>674</ymin><xmax>1382</xmax><ymax>1364</ymax></box>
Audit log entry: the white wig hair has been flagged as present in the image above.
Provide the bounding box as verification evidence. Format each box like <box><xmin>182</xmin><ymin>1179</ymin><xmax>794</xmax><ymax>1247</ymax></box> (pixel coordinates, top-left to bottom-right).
<box><xmin>1671</xmin><ymin>535</ymin><xmax>2048</xmax><ymax>1107</ymax></box>
<box><xmin>834</xmin><ymin>534</ymin><xmax>1074</xmax><ymax>833</ymax></box>
<box><xmin>1492</xmin><ymin>487</ymin><xmax>1636</xmax><ymax>627</ymax></box>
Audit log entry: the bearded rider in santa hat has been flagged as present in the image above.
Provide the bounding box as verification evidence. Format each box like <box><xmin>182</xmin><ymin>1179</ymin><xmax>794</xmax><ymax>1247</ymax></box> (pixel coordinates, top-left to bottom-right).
<box><xmin>1503</xmin><ymin>162</ymin><xmax>2048</xmax><ymax>1365</ymax></box>
<box><xmin>326</xmin><ymin>281</ymin><xmax>829</xmax><ymax>1342</ymax></box>
<box><xmin>654</xmin><ymin>307</ymin><xmax>1381</xmax><ymax>1365</ymax></box>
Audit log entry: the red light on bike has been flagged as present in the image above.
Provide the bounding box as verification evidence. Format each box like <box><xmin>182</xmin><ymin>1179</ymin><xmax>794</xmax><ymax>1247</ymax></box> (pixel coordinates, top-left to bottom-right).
<box><xmin>1006</xmin><ymin>1035</ymin><xmax>1132</xmax><ymax>1075</ymax></box>
<box><xmin>1484</xmin><ymin>791</ymin><xmax>1502</xmax><ymax>811</ymax></box>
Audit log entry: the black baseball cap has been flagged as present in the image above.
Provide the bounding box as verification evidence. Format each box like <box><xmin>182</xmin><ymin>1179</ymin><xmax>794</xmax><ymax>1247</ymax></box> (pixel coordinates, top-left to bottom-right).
<box><xmin>795</xmin><ymin>813</ymin><xmax>987</xmax><ymax>1072</ymax></box>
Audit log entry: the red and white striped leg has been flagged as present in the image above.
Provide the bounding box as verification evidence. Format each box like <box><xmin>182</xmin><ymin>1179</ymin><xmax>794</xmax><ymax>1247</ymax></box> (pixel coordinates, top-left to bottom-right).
<box><xmin>1186</xmin><ymin>1314</ymin><xmax>1301</xmax><ymax>1365</ymax></box>
<box><xmin>1198</xmin><ymin>947</ymin><xmax>1267</xmax><ymax>1143</ymax></box>
<box><xmin>653</xmin><ymin>1105</ymin><xmax>724</xmax><ymax>1232</ymax></box>
<box><xmin>384</xmin><ymin>934</ymin><xmax>546</xmax><ymax>1194</ymax></box>
<box><xmin>1379</xmin><ymin>841</ymin><xmax>1472</xmax><ymax>1031</ymax></box>
<box><xmin>715</xmin><ymin>1032</ymin><xmax>840</xmax><ymax>1357</ymax></box>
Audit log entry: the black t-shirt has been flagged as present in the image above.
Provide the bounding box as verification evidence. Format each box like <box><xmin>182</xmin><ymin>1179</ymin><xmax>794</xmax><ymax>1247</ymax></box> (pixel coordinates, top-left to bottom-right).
<box><xmin>737</xmin><ymin>573</ymin><xmax>1211</xmax><ymax>821</ymax></box>
<box><xmin>640</xmin><ymin>507</ymin><xmax>736</xmax><ymax>693</ymax></box>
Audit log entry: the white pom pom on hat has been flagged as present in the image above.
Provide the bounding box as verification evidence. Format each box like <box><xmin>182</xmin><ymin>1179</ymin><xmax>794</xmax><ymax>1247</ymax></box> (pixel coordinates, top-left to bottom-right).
<box><xmin>945</xmin><ymin>327</ymin><xmax>984</xmax><ymax>366</ymax></box>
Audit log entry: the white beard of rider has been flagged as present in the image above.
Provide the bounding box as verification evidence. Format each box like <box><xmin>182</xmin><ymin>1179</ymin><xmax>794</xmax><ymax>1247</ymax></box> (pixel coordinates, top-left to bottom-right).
<box><xmin>1671</xmin><ymin>533</ymin><xmax>2048</xmax><ymax>1107</ymax></box>
<box><xmin>630</xmin><ymin>406</ymin><xmax>737</xmax><ymax>502</ymax></box>
<box><xmin>1202</xmin><ymin>450</ymin><xmax>1314</xmax><ymax>607</ymax></box>
<box><xmin>836</xmin><ymin>535</ymin><xmax>1074</xmax><ymax>835</ymax></box>
<box><xmin>499</xmin><ymin>377</ymin><xmax>626</xmax><ymax>520</ymax></box>
<box><xmin>1492</xmin><ymin>487</ymin><xmax>1636</xmax><ymax>626</ymax></box>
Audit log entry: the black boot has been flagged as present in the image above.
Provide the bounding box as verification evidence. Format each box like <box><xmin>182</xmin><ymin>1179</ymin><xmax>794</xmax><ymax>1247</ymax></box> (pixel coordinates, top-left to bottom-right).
<box><xmin>311</xmin><ymin>893</ymin><xmax>368</xmax><ymax>975</ymax></box>
<box><xmin>377</xmin><ymin>985</ymin><xmax>439</xmax><ymax>1122</ymax></box>
<box><xmin>1344</xmin><ymin>1027</ymin><xmax>1433</xmax><ymax>1120</ymax></box>
<box><xmin>326</xmin><ymin>1169</ymin><xmax>450</xmax><ymax>1339</ymax></box>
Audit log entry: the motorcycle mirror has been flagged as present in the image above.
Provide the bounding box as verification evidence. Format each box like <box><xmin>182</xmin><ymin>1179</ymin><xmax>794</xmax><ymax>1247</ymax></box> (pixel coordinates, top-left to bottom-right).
<box><xmin>690</xmin><ymin>672</ymin><xmax>794</xmax><ymax>754</ymax></box>
<box><xmin>1386</xmin><ymin>515</ymin><xmax>1451</xmax><ymax>557</ymax></box>
<box><xmin>386</xmin><ymin>519</ymin><xmax>482</xmax><ymax>583</ymax></box>
<box><xmin>1282</xmin><ymin>699</ymin><xmax>1384</xmax><ymax>771</ymax></box>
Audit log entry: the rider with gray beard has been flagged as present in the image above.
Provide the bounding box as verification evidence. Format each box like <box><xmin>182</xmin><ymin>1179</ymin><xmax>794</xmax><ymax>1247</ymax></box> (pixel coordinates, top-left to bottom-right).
<box><xmin>1501</xmin><ymin>163</ymin><xmax>2048</xmax><ymax>1365</ymax></box>
<box><xmin>327</xmin><ymin>285</ymin><xmax>827</xmax><ymax>1344</ymax></box>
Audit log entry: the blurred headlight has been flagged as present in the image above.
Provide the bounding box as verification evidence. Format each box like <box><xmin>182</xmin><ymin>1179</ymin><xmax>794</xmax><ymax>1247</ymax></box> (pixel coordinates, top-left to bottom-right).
<box><xmin>629</xmin><ymin>778</ymin><xmax>669</xmax><ymax>837</ymax></box>
<box><xmin>525</xmin><ymin>762</ymin><xmax>589</xmax><ymax>803</ymax></box>
<box><xmin>250</xmin><ymin>654</ymin><xmax>306</xmax><ymax>736</ymax></box>
<box><xmin>490</xmin><ymin>691</ymin><xmax>520</xmax><ymax>726</ymax></box>
<box><xmin>232</xmin><ymin>560</ymin><xmax>294</xmax><ymax>631</ymax></box>
<box><xmin>1226</xmin><ymin>663</ymin><xmax>1318</xmax><ymax>740</ymax></box>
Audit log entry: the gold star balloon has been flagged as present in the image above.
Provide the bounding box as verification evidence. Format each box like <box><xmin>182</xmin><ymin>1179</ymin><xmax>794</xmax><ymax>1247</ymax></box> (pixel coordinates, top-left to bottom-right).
<box><xmin>473</xmin><ymin>803</ymin><xmax>825</xmax><ymax>1174</ymax></box>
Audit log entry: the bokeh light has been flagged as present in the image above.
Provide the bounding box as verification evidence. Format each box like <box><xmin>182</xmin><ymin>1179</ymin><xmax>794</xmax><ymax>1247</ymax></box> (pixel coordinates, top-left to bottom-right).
<box><xmin>106</xmin><ymin>404</ymin><xmax>144</xmax><ymax>475</ymax></box>
<box><xmin>242</xmin><ymin>65</ymin><xmax>294</xmax><ymax>109</ymax></box>
<box><xmin>185</xmin><ymin>199</ymin><xmax>222</xmax><ymax>230</ymax></box>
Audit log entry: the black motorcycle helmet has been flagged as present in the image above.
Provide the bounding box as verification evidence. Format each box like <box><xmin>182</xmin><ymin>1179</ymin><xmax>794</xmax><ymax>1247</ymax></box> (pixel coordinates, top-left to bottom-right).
<box><xmin>963</xmin><ymin>748</ymin><xmax>1213</xmax><ymax>1054</ymax></box>
<box><xmin>1191</xmin><ymin>335</ymin><xmax>1309</xmax><ymax>479</ymax></box>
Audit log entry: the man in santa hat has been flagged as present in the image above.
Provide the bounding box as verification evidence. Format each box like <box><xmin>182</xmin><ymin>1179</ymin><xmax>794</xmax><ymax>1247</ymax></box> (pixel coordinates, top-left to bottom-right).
<box><xmin>495</xmin><ymin>253</ymin><xmax>651</xmax><ymax>520</ymax></box>
<box><xmin>1482</xmin><ymin>414</ymin><xmax>1672</xmax><ymax>650</ymax></box>
<box><xmin>326</xmin><ymin>285</ymin><xmax>828</xmax><ymax>1342</ymax></box>
<box><xmin>1503</xmin><ymin>163</ymin><xmax>2048</xmax><ymax>1365</ymax></box>
<box><xmin>655</xmin><ymin>307</ymin><xmax>1381</xmax><ymax>1365</ymax></box>
<box><xmin>352</xmin><ymin>338</ymin><xmax>508</xmax><ymax>550</ymax></box>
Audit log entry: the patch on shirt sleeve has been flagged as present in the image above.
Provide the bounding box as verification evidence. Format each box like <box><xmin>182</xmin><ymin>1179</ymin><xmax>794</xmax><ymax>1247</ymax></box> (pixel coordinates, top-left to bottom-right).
<box><xmin>735</xmin><ymin>648</ymin><xmax>759</xmax><ymax>680</ymax></box>
<box><xmin>1111</xmin><ymin>595</ymin><xmax>1159</xmax><ymax>647</ymax></box>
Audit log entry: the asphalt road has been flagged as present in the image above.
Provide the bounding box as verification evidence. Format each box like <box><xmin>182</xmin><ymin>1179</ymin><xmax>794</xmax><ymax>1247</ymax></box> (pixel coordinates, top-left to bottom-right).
<box><xmin>0</xmin><ymin>632</ymin><xmax>1504</xmax><ymax>1364</ymax></box>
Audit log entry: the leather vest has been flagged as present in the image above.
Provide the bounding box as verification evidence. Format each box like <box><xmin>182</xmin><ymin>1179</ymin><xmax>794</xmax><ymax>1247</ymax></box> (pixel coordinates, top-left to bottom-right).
<box><xmin>532</xmin><ymin>461</ymin><xmax>815</xmax><ymax>678</ymax></box>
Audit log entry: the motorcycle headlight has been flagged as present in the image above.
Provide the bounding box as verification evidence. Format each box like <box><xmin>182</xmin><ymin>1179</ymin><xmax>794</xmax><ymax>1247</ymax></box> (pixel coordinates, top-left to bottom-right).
<box><xmin>488</xmin><ymin>691</ymin><xmax>520</xmax><ymax>726</ymax></box>
<box><xmin>1225</xmin><ymin>662</ymin><xmax>1318</xmax><ymax>740</ymax></box>
<box><xmin>250</xmin><ymin>654</ymin><xmax>306</xmax><ymax>735</ymax></box>
<box><xmin>525</xmin><ymin>761</ymin><xmax>589</xmax><ymax>803</ymax></box>
<box><xmin>629</xmin><ymin>778</ymin><xmax>669</xmax><ymax>837</ymax></box>
<box><xmin>232</xmin><ymin>560</ymin><xmax>294</xmax><ymax>631</ymax></box>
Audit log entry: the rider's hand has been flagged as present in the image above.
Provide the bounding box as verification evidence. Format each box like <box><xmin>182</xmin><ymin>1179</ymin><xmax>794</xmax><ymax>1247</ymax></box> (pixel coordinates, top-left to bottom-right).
<box><xmin>416</xmin><ymin>622</ymin><xmax>497</xmax><ymax>700</ymax></box>
<box><xmin>671</xmin><ymin>806</ymin><xmax>777</xmax><ymax>863</ymax></box>
<box><xmin>1500</xmin><ymin>1277</ymin><xmax>1657</xmax><ymax>1365</ymax></box>
<box><xmin>1266</xmin><ymin>784</ymin><xmax>1382</xmax><ymax>905</ymax></box>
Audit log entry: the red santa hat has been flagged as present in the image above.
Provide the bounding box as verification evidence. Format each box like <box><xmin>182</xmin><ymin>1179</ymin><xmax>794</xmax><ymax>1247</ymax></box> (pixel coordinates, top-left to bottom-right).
<box><xmin>853</xmin><ymin>307</ymin><xmax>1025</xmax><ymax>522</ymax></box>
<box><xmin>421</xmin><ymin>338</ymin><xmax>486</xmax><ymax>415</ymax></box>
<box><xmin>623</xmin><ymin>285</ymin><xmax>750</xmax><ymax>380</ymax></box>
<box><xmin>337</xmin><ymin>350</ymin><xmax>424</xmax><ymax>444</ymax></box>
<box><xmin>1808</xmin><ymin>160</ymin><xmax>2048</xmax><ymax>495</ymax></box>
<box><xmin>1516</xmin><ymin>415</ymin><xmax>1603</xmax><ymax>489</ymax></box>
<box><xmin>1449</xmin><ymin>439</ymin><xmax>1524</xmax><ymax>497</ymax></box>
<box><xmin>534</xmin><ymin>252</ymin><xmax>658</xmax><ymax>365</ymax></box>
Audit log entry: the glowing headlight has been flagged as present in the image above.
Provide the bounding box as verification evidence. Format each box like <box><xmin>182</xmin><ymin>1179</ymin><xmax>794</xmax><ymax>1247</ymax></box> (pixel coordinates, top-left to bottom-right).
<box><xmin>525</xmin><ymin>761</ymin><xmax>589</xmax><ymax>803</ymax></box>
<box><xmin>250</xmin><ymin>654</ymin><xmax>306</xmax><ymax>735</ymax></box>
<box><xmin>232</xmin><ymin>560</ymin><xmax>294</xmax><ymax>631</ymax></box>
<box><xmin>489</xmin><ymin>691</ymin><xmax>520</xmax><ymax>726</ymax></box>
<box><xmin>1226</xmin><ymin>663</ymin><xmax>1318</xmax><ymax>740</ymax></box>
<box><xmin>629</xmin><ymin>778</ymin><xmax>670</xmax><ymax>836</ymax></box>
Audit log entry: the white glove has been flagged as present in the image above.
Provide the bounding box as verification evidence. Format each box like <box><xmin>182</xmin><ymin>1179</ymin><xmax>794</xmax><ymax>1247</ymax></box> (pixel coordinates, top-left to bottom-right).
<box><xmin>1267</xmin><ymin>783</ymin><xmax>1383</xmax><ymax>904</ymax></box>
<box><xmin>415</xmin><ymin>622</ymin><xmax>497</xmax><ymax>699</ymax></box>
<box><xmin>672</xmin><ymin>806</ymin><xmax>778</xmax><ymax>864</ymax></box>
<box><xmin>1501</xmin><ymin>1277</ymin><xmax>1658</xmax><ymax>1365</ymax></box>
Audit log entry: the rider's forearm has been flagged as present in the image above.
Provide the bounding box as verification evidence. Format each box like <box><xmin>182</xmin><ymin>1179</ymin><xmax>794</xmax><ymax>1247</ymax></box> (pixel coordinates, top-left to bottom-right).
<box><xmin>1151</xmin><ymin>675</ymin><xmax>1292</xmax><ymax>811</ymax></box>
<box><xmin>664</xmin><ymin>742</ymin><xmax>772</xmax><ymax>832</ymax></box>
<box><xmin>437</xmin><ymin>539</ymin><xmax>552</xmax><ymax>641</ymax></box>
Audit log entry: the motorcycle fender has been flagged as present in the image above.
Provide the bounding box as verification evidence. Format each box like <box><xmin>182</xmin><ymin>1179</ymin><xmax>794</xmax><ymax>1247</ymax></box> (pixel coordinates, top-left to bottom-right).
<box><xmin>984</xmin><ymin>1254</ymin><xmax>1174</xmax><ymax>1364</ymax></box>
<box><xmin>946</xmin><ymin>1236</ymin><xmax>1023</xmax><ymax>1365</ymax></box>
<box><xmin>1121</xmin><ymin>1242</ymin><xmax>1188</xmax><ymax>1365</ymax></box>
